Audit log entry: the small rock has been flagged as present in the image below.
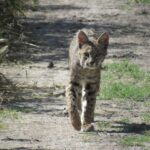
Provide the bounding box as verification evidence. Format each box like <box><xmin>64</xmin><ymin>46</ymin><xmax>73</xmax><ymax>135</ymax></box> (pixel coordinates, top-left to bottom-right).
<box><xmin>17</xmin><ymin>73</ymin><xmax>21</xmax><ymax>76</ymax></box>
<box><xmin>48</xmin><ymin>61</ymin><xmax>54</xmax><ymax>68</ymax></box>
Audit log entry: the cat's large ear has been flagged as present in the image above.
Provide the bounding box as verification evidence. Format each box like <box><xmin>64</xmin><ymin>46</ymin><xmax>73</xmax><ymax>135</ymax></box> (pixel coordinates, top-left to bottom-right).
<box><xmin>97</xmin><ymin>32</ymin><xmax>109</xmax><ymax>49</ymax></box>
<box><xmin>78</xmin><ymin>31</ymin><xmax>88</xmax><ymax>46</ymax></box>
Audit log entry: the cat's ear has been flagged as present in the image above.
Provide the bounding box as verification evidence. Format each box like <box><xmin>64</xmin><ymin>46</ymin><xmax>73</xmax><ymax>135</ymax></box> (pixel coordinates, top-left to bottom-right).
<box><xmin>78</xmin><ymin>31</ymin><xmax>88</xmax><ymax>46</ymax></box>
<box><xmin>97</xmin><ymin>32</ymin><xmax>109</xmax><ymax>49</ymax></box>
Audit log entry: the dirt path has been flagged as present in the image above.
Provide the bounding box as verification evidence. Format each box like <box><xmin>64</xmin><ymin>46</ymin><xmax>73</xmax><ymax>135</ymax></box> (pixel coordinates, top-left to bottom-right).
<box><xmin>0</xmin><ymin>0</ymin><xmax>150</xmax><ymax>149</ymax></box>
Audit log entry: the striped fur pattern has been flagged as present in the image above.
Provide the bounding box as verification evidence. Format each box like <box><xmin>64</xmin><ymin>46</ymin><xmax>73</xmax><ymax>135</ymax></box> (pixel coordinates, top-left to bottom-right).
<box><xmin>66</xmin><ymin>29</ymin><xmax>109</xmax><ymax>131</ymax></box>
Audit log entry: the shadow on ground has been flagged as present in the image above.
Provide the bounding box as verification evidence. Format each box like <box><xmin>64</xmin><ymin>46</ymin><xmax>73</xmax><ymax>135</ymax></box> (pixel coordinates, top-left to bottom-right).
<box><xmin>37</xmin><ymin>4</ymin><xmax>87</xmax><ymax>11</ymax></box>
<box><xmin>97</xmin><ymin>121</ymin><xmax>150</xmax><ymax>134</ymax></box>
<box><xmin>1</xmin><ymin>83</ymin><xmax>66</xmax><ymax>117</ymax></box>
<box><xmin>115</xmin><ymin>122</ymin><xmax>150</xmax><ymax>134</ymax></box>
<box><xmin>0</xmin><ymin>73</ymin><xmax>19</xmax><ymax>103</ymax></box>
<box><xmin>7</xmin><ymin>3</ymin><xmax>150</xmax><ymax>62</ymax></box>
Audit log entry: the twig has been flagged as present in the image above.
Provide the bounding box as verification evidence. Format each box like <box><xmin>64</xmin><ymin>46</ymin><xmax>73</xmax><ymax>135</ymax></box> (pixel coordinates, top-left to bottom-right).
<box><xmin>0</xmin><ymin>39</ymin><xmax>8</xmax><ymax>44</ymax></box>
<box><xmin>22</xmin><ymin>42</ymin><xmax>40</xmax><ymax>48</ymax></box>
<box><xmin>0</xmin><ymin>45</ymin><xmax>8</xmax><ymax>55</ymax></box>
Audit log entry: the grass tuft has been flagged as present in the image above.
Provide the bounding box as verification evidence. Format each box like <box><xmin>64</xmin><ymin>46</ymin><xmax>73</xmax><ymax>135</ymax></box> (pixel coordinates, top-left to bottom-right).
<box><xmin>100</xmin><ymin>82</ymin><xmax>150</xmax><ymax>101</ymax></box>
<box><xmin>98</xmin><ymin>60</ymin><xmax>150</xmax><ymax>101</ymax></box>
<box><xmin>96</xmin><ymin>121</ymin><xmax>111</xmax><ymax>131</ymax></box>
<box><xmin>141</xmin><ymin>112</ymin><xmax>150</xmax><ymax>123</ymax></box>
<box><xmin>105</xmin><ymin>60</ymin><xmax>144</xmax><ymax>79</ymax></box>
<box><xmin>0</xmin><ymin>108</ymin><xmax>19</xmax><ymax>120</ymax></box>
<box><xmin>120</xmin><ymin>134</ymin><xmax>150</xmax><ymax>146</ymax></box>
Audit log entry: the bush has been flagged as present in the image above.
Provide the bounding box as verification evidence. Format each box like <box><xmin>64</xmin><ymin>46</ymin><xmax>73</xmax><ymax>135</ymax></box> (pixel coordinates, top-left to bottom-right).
<box><xmin>0</xmin><ymin>0</ymin><xmax>38</xmax><ymax>62</ymax></box>
<box><xmin>0</xmin><ymin>0</ymin><xmax>38</xmax><ymax>39</ymax></box>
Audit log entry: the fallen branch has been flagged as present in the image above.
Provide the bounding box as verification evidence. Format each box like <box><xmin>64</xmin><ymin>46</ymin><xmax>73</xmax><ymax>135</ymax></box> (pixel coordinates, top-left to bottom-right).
<box><xmin>21</xmin><ymin>42</ymin><xmax>40</xmax><ymax>48</ymax></box>
<box><xmin>0</xmin><ymin>45</ymin><xmax>8</xmax><ymax>55</ymax></box>
<box><xmin>0</xmin><ymin>39</ymin><xmax>8</xmax><ymax>44</ymax></box>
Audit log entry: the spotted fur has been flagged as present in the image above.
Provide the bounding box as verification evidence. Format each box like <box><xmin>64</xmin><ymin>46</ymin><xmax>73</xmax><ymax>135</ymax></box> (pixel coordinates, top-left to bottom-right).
<box><xmin>66</xmin><ymin>29</ymin><xmax>109</xmax><ymax>131</ymax></box>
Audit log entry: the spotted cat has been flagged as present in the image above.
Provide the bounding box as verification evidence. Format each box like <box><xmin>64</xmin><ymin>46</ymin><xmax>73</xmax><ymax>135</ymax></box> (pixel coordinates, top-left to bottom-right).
<box><xmin>66</xmin><ymin>29</ymin><xmax>109</xmax><ymax>131</ymax></box>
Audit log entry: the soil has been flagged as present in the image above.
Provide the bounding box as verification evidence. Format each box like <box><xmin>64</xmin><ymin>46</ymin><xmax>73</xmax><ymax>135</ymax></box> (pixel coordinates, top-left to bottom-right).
<box><xmin>0</xmin><ymin>0</ymin><xmax>150</xmax><ymax>149</ymax></box>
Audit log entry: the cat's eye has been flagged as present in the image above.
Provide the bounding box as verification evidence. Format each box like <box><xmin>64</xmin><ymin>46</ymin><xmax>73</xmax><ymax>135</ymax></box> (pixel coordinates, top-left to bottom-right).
<box><xmin>84</xmin><ymin>53</ymin><xmax>89</xmax><ymax>58</ymax></box>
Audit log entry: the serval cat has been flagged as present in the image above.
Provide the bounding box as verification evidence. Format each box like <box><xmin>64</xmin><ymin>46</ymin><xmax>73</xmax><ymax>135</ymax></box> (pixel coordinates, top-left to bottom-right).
<box><xmin>66</xmin><ymin>29</ymin><xmax>109</xmax><ymax>131</ymax></box>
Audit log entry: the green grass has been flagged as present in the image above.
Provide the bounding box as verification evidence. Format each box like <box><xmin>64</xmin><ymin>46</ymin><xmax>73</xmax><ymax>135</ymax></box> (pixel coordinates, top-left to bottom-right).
<box><xmin>100</xmin><ymin>82</ymin><xmax>150</xmax><ymax>101</ymax></box>
<box><xmin>141</xmin><ymin>112</ymin><xmax>150</xmax><ymax>123</ymax></box>
<box><xmin>96</xmin><ymin>121</ymin><xmax>111</xmax><ymax>131</ymax></box>
<box><xmin>98</xmin><ymin>60</ymin><xmax>150</xmax><ymax>101</ymax></box>
<box><xmin>144</xmin><ymin>101</ymin><xmax>150</xmax><ymax>107</ymax></box>
<box><xmin>104</xmin><ymin>60</ymin><xmax>145</xmax><ymax>79</ymax></box>
<box><xmin>0</xmin><ymin>108</ymin><xmax>19</xmax><ymax>120</ymax></box>
<box><xmin>117</xmin><ymin>117</ymin><xmax>130</xmax><ymax>123</ymax></box>
<box><xmin>0</xmin><ymin>108</ymin><xmax>20</xmax><ymax>131</ymax></box>
<box><xmin>120</xmin><ymin>134</ymin><xmax>150</xmax><ymax>146</ymax></box>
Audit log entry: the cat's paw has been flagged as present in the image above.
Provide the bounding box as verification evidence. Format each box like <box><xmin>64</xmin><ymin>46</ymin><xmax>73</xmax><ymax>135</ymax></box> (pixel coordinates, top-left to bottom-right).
<box><xmin>81</xmin><ymin>124</ymin><xmax>94</xmax><ymax>132</ymax></box>
<box><xmin>69</xmin><ymin>111</ymin><xmax>81</xmax><ymax>131</ymax></box>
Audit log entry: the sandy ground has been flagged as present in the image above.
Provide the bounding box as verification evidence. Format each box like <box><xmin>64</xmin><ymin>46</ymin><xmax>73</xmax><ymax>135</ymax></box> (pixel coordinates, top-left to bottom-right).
<box><xmin>0</xmin><ymin>0</ymin><xmax>150</xmax><ymax>149</ymax></box>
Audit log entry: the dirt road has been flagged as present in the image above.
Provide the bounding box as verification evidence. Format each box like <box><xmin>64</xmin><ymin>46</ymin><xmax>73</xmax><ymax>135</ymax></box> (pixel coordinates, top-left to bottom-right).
<box><xmin>0</xmin><ymin>0</ymin><xmax>150</xmax><ymax>149</ymax></box>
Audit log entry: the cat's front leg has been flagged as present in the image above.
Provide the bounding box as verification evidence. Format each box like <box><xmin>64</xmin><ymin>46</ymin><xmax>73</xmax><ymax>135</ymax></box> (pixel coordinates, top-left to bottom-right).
<box><xmin>66</xmin><ymin>83</ymin><xmax>81</xmax><ymax>131</ymax></box>
<box><xmin>81</xmin><ymin>83</ymin><xmax>97</xmax><ymax>132</ymax></box>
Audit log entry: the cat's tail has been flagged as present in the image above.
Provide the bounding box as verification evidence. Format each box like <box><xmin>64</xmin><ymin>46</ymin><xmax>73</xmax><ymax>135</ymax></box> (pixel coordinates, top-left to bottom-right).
<box><xmin>66</xmin><ymin>85</ymin><xmax>81</xmax><ymax>131</ymax></box>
